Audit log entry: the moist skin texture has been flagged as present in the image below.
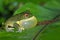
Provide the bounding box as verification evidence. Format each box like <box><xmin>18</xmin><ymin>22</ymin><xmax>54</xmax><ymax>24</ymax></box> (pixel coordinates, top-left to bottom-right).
<box><xmin>5</xmin><ymin>12</ymin><xmax>37</xmax><ymax>32</ymax></box>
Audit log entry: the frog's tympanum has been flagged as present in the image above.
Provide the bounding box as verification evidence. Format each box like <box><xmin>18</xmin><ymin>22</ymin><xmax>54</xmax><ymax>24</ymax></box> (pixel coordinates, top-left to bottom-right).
<box><xmin>5</xmin><ymin>11</ymin><xmax>37</xmax><ymax>32</ymax></box>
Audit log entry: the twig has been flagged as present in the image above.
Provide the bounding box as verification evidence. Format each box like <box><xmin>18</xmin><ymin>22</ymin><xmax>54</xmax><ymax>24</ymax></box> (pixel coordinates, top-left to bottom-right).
<box><xmin>33</xmin><ymin>15</ymin><xmax>60</xmax><ymax>40</ymax></box>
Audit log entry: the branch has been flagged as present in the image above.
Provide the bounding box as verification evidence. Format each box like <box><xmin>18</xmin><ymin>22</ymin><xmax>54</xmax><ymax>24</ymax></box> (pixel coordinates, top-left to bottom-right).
<box><xmin>33</xmin><ymin>15</ymin><xmax>60</xmax><ymax>40</ymax></box>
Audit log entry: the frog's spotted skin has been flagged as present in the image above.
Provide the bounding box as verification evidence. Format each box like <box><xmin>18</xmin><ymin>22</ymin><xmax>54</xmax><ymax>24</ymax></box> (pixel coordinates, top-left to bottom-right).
<box><xmin>4</xmin><ymin>11</ymin><xmax>32</xmax><ymax>32</ymax></box>
<box><xmin>5</xmin><ymin>15</ymin><xmax>37</xmax><ymax>32</ymax></box>
<box><xmin>4</xmin><ymin>10</ymin><xmax>37</xmax><ymax>32</ymax></box>
<box><xmin>5</xmin><ymin>14</ymin><xmax>22</xmax><ymax>32</ymax></box>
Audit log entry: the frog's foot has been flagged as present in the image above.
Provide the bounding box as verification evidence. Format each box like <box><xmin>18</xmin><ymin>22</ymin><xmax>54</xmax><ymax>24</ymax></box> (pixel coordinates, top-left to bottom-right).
<box><xmin>16</xmin><ymin>29</ymin><xmax>22</xmax><ymax>32</ymax></box>
<box><xmin>16</xmin><ymin>27</ymin><xmax>24</xmax><ymax>32</ymax></box>
<box><xmin>6</xmin><ymin>28</ymin><xmax>14</xmax><ymax>32</ymax></box>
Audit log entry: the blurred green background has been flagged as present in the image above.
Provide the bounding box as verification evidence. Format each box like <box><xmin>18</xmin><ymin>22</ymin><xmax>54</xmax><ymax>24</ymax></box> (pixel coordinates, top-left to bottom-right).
<box><xmin>0</xmin><ymin>0</ymin><xmax>60</xmax><ymax>40</ymax></box>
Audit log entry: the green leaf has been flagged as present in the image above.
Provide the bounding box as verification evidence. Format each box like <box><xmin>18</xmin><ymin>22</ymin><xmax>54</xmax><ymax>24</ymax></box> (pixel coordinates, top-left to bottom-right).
<box><xmin>44</xmin><ymin>0</ymin><xmax>60</xmax><ymax>9</ymax></box>
<box><xmin>36</xmin><ymin>21</ymin><xmax>60</xmax><ymax>40</ymax></box>
<box><xmin>0</xmin><ymin>0</ymin><xmax>4</xmax><ymax>12</ymax></box>
<box><xmin>0</xmin><ymin>1</ymin><xmax>60</xmax><ymax>40</ymax></box>
<box><xmin>0</xmin><ymin>25</ymin><xmax>43</xmax><ymax>40</ymax></box>
<box><xmin>14</xmin><ymin>3</ymin><xmax>59</xmax><ymax>22</ymax></box>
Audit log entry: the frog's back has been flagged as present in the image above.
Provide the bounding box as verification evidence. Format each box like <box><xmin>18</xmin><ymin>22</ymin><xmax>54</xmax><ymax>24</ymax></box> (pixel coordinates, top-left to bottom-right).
<box><xmin>4</xmin><ymin>14</ymin><xmax>21</xmax><ymax>27</ymax></box>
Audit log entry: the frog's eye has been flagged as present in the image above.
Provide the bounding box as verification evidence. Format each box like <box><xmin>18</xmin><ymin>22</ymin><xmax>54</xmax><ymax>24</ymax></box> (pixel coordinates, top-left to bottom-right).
<box><xmin>24</xmin><ymin>13</ymin><xmax>29</xmax><ymax>17</ymax></box>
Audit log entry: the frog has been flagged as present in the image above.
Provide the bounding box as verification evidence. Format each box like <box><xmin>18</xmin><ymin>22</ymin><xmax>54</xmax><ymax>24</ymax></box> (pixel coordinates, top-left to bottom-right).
<box><xmin>4</xmin><ymin>11</ymin><xmax>37</xmax><ymax>32</ymax></box>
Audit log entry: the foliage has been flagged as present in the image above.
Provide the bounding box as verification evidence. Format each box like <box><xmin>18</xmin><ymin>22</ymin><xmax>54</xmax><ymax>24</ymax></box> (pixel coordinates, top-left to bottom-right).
<box><xmin>0</xmin><ymin>0</ymin><xmax>60</xmax><ymax>40</ymax></box>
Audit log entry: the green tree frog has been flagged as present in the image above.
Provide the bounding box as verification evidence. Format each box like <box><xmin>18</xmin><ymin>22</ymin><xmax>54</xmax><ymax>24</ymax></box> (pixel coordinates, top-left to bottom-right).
<box><xmin>4</xmin><ymin>13</ymin><xmax>37</xmax><ymax>32</ymax></box>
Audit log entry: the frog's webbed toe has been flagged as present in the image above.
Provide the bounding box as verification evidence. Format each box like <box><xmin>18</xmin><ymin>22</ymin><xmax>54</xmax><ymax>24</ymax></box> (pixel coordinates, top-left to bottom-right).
<box><xmin>16</xmin><ymin>27</ymin><xmax>24</xmax><ymax>32</ymax></box>
<box><xmin>7</xmin><ymin>28</ymin><xmax>14</xmax><ymax>32</ymax></box>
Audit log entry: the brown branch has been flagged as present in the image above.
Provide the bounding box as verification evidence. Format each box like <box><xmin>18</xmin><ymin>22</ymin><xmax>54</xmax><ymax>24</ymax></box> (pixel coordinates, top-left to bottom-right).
<box><xmin>37</xmin><ymin>15</ymin><xmax>60</xmax><ymax>25</ymax></box>
<box><xmin>33</xmin><ymin>15</ymin><xmax>60</xmax><ymax>40</ymax></box>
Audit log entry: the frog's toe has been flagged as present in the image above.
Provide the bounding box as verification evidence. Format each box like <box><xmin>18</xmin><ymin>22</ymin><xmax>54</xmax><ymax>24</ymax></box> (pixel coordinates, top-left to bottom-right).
<box><xmin>6</xmin><ymin>28</ymin><xmax>14</xmax><ymax>32</ymax></box>
<box><xmin>16</xmin><ymin>29</ymin><xmax>23</xmax><ymax>32</ymax></box>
